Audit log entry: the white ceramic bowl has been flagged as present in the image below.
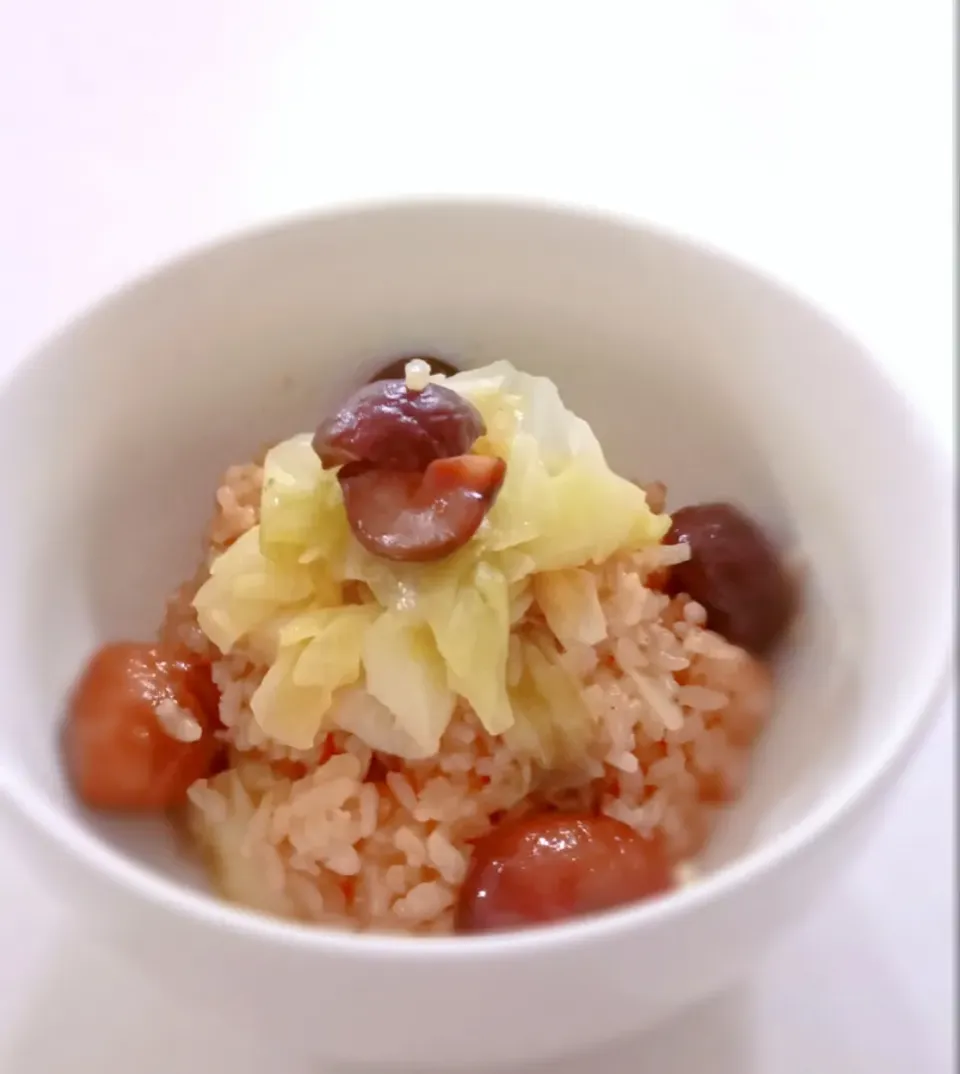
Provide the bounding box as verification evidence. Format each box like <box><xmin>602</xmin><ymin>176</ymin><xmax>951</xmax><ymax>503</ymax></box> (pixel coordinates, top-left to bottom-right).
<box><xmin>0</xmin><ymin>200</ymin><xmax>951</xmax><ymax>1068</ymax></box>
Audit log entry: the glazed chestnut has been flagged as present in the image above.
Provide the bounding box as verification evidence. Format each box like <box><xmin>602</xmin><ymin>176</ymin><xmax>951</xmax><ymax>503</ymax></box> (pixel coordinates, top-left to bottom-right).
<box><xmin>64</xmin><ymin>642</ymin><xmax>222</xmax><ymax>811</ymax></box>
<box><xmin>455</xmin><ymin>812</ymin><xmax>673</xmax><ymax>933</ymax></box>
<box><xmin>313</xmin><ymin>379</ymin><xmax>485</xmax><ymax>472</ymax></box>
<box><xmin>339</xmin><ymin>454</ymin><xmax>506</xmax><ymax>562</ymax></box>
<box><xmin>665</xmin><ymin>502</ymin><xmax>795</xmax><ymax>655</ymax></box>
<box><xmin>368</xmin><ymin>355</ymin><xmax>460</xmax><ymax>382</ymax></box>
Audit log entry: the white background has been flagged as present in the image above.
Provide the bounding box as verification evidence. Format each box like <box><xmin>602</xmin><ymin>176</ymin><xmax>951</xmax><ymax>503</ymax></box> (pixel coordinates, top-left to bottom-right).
<box><xmin>0</xmin><ymin>2</ymin><xmax>953</xmax><ymax>1071</ymax></box>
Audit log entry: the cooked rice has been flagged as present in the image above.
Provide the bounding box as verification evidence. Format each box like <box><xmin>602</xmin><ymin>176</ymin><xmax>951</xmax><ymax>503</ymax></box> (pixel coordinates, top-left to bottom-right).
<box><xmin>170</xmin><ymin>461</ymin><xmax>774</xmax><ymax>934</ymax></box>
<box><xmin>155</xmin><ymin>698</ymin><xmax>203</xmax><ymax>743</ymax></box>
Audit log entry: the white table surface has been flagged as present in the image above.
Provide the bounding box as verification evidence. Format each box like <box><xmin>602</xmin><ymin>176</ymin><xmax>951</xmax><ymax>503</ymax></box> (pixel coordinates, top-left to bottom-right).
<box><xmin>0</xmin><ymin>2</ymin><xmax>953</xmax><ymax>1071</ymax></box>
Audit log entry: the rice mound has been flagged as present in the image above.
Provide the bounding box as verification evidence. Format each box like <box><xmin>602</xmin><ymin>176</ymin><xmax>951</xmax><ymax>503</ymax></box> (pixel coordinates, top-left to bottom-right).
<box><xmin>169</xmin><ymin>462</ymin><xmax>773</xmax><ymax>934</ymax></box>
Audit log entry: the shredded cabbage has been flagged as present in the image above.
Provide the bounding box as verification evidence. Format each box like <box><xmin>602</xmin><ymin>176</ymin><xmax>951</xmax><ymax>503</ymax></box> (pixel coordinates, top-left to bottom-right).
<box><xmin>259</xmin><ymin>434</ymin><xmax>351</xmax><ymax>564</ymax></box>
<box><xmin>248</xmin><ymin>605</ymin><xmax>379</xmax><ymax>749</ymax></box>
<box><xmin>443</xmin><ymin>363</ymin><xmax>669</xmax><ymax>567</ymax></box>
<box><xmin>504</xmin><ymin>633</ymin><xmax>594</xmax><ymax>767</ymax></box>
<box><xmin>193</xmin><ymin>360</ymin><xmax>669</xmax><ymax>756</ymax></box>
<box><xmin>361</xmin><ymin>611</ymin><xmax>455</xmax><ymax>754</ymax></box>
<box><xmin>249</xmin><ymin>644</ymin><xmax>331</xmax><ymax>750</ymax></box>
<box><xmin>193</xmin><ymin>528</ymin><xmax>322</xmax><ymax>656</ymax></box>
<box><xmin>533</xmin><ymin>568</ymin><xmax>608</xmax><ymax>646</ymax></box>
<box><xmin>420</xmin><ymin>559</ymin><xmax>513</xmax><ymax>735</ymax></box>
<box><xmin>285</xmin><ymin>606</ymin><xmax>378</xmax><ymax>687</ymax></box>
<box><xmin>327</xmin><ymin>686</ymin><xmax>437</xmax><ymax>761</ymax></box>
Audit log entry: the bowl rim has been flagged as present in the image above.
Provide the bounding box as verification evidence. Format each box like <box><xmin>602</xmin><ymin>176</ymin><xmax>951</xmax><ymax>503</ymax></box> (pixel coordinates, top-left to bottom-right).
<box><xmin>1</xmin><ymin>194</ymin><xmax>954</xmax><ymax>960</ymax></box>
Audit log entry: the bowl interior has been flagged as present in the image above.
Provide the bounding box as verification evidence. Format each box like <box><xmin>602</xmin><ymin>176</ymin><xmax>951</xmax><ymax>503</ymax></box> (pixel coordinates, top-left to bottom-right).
<box><xmin>0</xmin><ymin>202</ymin><xmax>950</xmax><ymax>898</ymax></box>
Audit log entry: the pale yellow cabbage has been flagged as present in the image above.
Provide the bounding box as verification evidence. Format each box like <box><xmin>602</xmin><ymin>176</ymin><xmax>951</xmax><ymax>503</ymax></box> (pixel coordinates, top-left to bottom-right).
<box><xmin>361</xmin><ymin>611</ymin><xmax>455</xmax><ymax>755</ymax></box>
<box><xmin>249</xmin><ymin>606</ymin><xmax>377</xmax><ymax>749</ymax></box>
<box><xmin>285</xmin><ymin>606</ymin><xmax>379</xmax><ymax>687</ymax></box>
<box><xmin>505</xmin><ymin>634</ymin><xmax>594</xmax><ymax>767</ymax></box>
<box><xmin>194</xmin><ymin>360</ymin><xmax>669</xmax><ymax>757</ymax></box>
<box><xmin>328</xmin><ymin>686</ymin><xmax>437</xmax><ymax>761</ymax></box>
<box><xmin>193</xmin><ymin>528</ymin><xmax>322</xmax><ymax>656</ymax></box>
<box><xmin>443</xmin><ymin>363</ymin><xmax>670</xmax><ymax>567</ymax></box>
<box><xmin>193</xmin><ymin>436</ymin><xmax>353</xmax><ymax>662</ymax></box>
<box><xmin>259</xmin><ymin>434</ymin><xmax>351</xmax><ymax>564</ymax></box>
<box><xmin>533</xmin><ymin>568</ymin><xmax>608</xmax><ymax>646</ymax></box>
<box><xmin>419</xmin><ymin>559</ymin><xmax>513</xmax><ymax>736</ymax></box>
<box><xmin>249</xmin><ymin>644</ymin><xmax>330</xmax><ymax>750</ymax></box>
